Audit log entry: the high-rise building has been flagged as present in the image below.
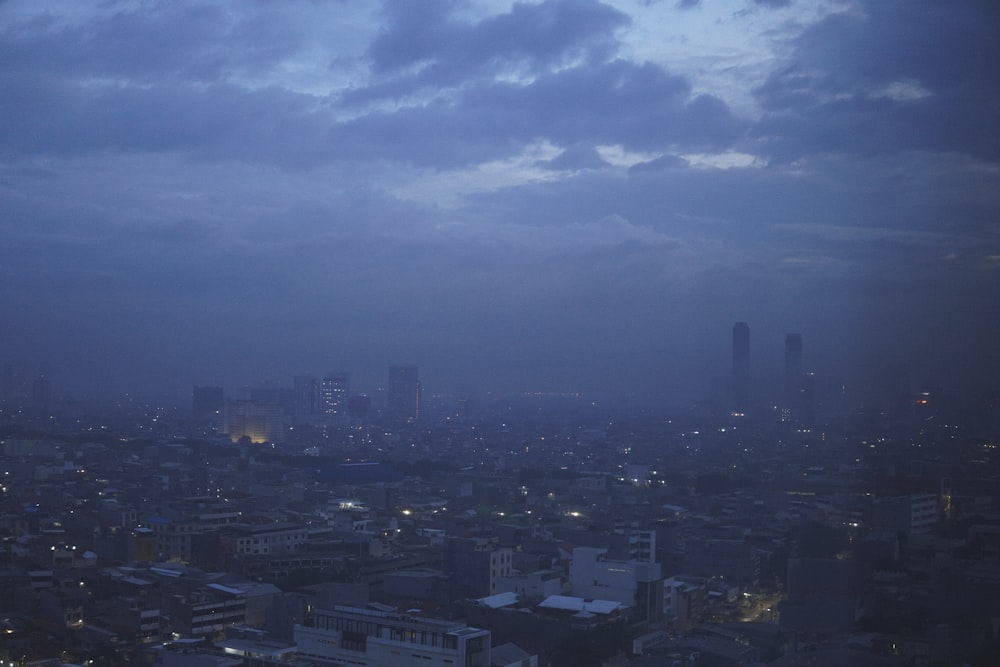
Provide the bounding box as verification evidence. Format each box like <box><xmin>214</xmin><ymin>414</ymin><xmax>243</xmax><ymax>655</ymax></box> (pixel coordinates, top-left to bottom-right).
<box><xmin>799</xmin><ymin>371</ymin><xmax>817</xmax><ymax>427</ymax></box>
<box><xmin>732</xmin><ymin>322</ymin><xmax>750</xmax><ymax>414</ymax></box>
<box><xmin>1</xmin><ymin>363</ymin><xmax>30</xmax><ymax>403</ymax></box>
<box><xmin>319</xmin><ymin>371</ymin><xmax>350</xmax><ymax>417</ymax></box>
<box><xmin>387</xmin><ymin>364</ymin><xmax>420</xmax><ymax>422</ymax></box>
<box><xmin>292</xmin><ymin>374</ymin><xmax>319</xmax><ymax>416</ymax></box>
<box><xmin>784</xmin><ymin>333</ymin><xmax>803</xmax><ymax>407</ymax></box>
<box><xmin>224</xmin><ymin>400</ymin><xmax>283</xmax><ymax>443</ymax></box>
<box><xmin>348</xmin><ymin>394</ymin><xmax>371</xmax><ymax>421</ymax></box>
<box><xmin>192</xmin><ymin>385</ymin><xmax>224</xmax><ymax>422</ymax></box>
<box><xmin>30</xmin><ymin>371</ymin><xmax>51</xmax><ymax>409</ymax></box>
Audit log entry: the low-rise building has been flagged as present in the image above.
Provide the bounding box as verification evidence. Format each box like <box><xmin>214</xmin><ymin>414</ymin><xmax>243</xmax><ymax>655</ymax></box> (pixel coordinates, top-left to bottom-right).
<box><xmin>295</xmin><ymin>605</ymin><xmax>491</xmax><ymax>667</ymax></box>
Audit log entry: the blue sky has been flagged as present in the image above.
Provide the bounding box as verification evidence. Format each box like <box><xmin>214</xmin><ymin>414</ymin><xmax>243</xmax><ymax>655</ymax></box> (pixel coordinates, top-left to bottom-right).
<box><xmin>1</xmin><ymin>0</ymin><xmax>998</xmax><ymax>403</ymax></box>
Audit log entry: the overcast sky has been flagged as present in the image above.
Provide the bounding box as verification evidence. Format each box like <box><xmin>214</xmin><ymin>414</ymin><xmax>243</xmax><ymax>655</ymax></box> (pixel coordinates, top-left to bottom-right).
<box><xmin>1</xmin><ymin>0</ymin><xmax>998</xmax><ymax>405</ymax></box>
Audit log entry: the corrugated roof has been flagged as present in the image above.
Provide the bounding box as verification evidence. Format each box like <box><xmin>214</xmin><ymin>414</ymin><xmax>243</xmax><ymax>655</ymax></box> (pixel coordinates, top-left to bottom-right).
<box><xmin>538</xmin><ymin>595</ymin><xmax>621</xmax><ymax>615</ymax></box>
<box><xmin>477</xmin><ymin>591</ymin><xmax>518</xmax><ymax>609</ymax></box>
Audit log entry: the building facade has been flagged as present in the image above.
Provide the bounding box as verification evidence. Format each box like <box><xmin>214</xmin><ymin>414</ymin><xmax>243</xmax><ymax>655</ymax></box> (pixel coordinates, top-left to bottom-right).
<box><xmin>294</xmin><ymin>605</ymin><xmax>490</xmax><ymax>667</ymax></box>
<box><xmin>387</xmin><ymin>365</ymin><xmax>421</xmax><ymax>422</ymax></box>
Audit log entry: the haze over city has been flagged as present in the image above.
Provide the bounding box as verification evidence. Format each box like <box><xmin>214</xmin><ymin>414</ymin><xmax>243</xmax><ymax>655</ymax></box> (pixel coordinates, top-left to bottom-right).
<box><xmin>1</xmin><ymin>0</ymin><xmax>998</xmax><ymax>404</ymax></box>
<box><xmin>5</xmin><ymin>3</ymin><xmax>1000</xmax><ymax>665</ymax></box>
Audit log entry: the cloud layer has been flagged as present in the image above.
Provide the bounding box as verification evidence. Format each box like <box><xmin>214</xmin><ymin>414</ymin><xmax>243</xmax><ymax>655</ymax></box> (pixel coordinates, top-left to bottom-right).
<box><xmin>1</xmin><ymin>0</ymin><xmax>997</xmax><ymax>405</ymax></box>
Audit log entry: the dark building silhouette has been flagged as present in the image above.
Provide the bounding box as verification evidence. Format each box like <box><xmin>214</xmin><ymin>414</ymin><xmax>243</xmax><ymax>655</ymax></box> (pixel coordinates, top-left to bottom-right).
<box><xmin>799</xmin><ymin>372</ymin><xmax>816</xmax><ymax>427</ymax></box>
<box><xmin>732</xmin><ymin>322</ymin><xmax>750</xmax><ymax>413</ymax></box>
<box><xmin>442</xmin><ymin>537</ymin><xmax>512</xmax><ymax>599</ymax></box>
<box><xmin>292</xmin><ymin>374</ymin><xmax>319</xmax><ymax>416</ymax></box>
<box><xmin>192</xmin><ymin>385</ymin><xmax>224</xmax><ymax>422</ymax></box>
<box><xmin>884</xmin><ymin>362</ymin><xmax>912</xmax><ymax>418</ymax></box>
<box><xmin>1</xmin><ymin>362</ymin><xmax>28</xmax><ymax>402</ymax></box>
<box><xmin>780</xmin><ymin>558</ymin><xmax>869</xmax><ymax>635</ymax></box>
<box><xmin>387</xmin><ymin>364</ymin><xmax>420</xmax><ymax>422</ymax></box>
<box><xmin>348</xmin><ymin>394</ymin><xmax>371</xmax><ymax>421</ymax></box>
<box><xmin>784</xmin><ymin>333</ymin><xmax>802</xmax><ymax>405</ymax></box>
<box><xmin>30</xmin><ymin>371</ymin><xmax>51</xmax><ymax>410</ymax></box>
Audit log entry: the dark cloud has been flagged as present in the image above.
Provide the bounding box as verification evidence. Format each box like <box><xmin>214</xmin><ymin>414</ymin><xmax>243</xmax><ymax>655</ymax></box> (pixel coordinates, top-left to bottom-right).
<box><xmin>753</xmin><ymin>1</ymin><xmax>1000</xmax><ymax>161</ymax></box>
<box><xmin>328</xmin><ymin>60</ymin><xmax>743</xmax><ymax>168</ymax></box>
<box><xmin>0</xmin><ymin>3</ymin><xmax>299</xmax><ymax>83</ymax></box>
<box><xmin>362</xmin><ymin>0</ymin><xmax>628</xmax><ymax>92</ymax></box>
<box><xmin>0</xmin><ymin>0</ymin><xmax>997</xmax><ymax>402</ymax></box>
<box><xmin>540</xmin><ymin>144</ymin><xmax>610</xmax><ymax>171</ymax></box>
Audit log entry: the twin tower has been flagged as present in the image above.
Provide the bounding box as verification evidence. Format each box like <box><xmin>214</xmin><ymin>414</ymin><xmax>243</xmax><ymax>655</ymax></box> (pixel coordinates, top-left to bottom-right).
<box><xmin>732</xmin><ymin>322</ymin><xmax>811</xmax><ymax>422</ymax></box>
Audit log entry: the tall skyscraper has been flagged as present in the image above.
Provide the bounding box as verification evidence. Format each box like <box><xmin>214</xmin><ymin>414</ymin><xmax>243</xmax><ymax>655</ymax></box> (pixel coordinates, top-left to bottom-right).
<box><xmin>387</xmin><ymin>364</ymin><xmax>420</xmax><ymax>422</ymax></box>
<box><xmin>293</xmin><ymin>374</ymin><xmax>319</xmax><ymax>416</ymax></box>
<box><xmin>30</xmin><ymin>370</ymin><xmax>51</xmax><ymax>410</ymax></box>
<box><xmin>732</xmin><ymin>322</ymin><xmax>750</xmax><ymax>414</ymax></box>
<box><xmin>319</xmin><ymin>371</ymin><xmax>350</xmax><ymax>417</ymax></box>
<box><xmin>784</xmin><ymin>333</ymin><xmax>803</xmax><ymax>407</ymax></box>
<box><xmin>224</xmin><ymin>400</ymin><xmax>283</xmax><ymax>443</ymax></box>
<box><xmin>192</xmin><ymin>385</ymin><xmax>224</xmax><ymax>422</ymax></box>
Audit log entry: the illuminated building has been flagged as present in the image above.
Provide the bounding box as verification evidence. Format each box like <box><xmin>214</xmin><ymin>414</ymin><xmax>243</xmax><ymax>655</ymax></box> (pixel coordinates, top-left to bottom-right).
<box><xmin>320</xmin><ymin>371</ymin><xmax>350</xmax><ymax>417</ymax></box>
<box><xmin>224</xmin><ymin>400</ymin><xmax>283</xmax><ymax>443</ymax></box>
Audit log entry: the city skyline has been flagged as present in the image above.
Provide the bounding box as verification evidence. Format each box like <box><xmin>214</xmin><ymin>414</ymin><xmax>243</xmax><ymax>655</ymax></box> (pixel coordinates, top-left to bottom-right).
<box><xmin>1</xmin><ymin>0</ymin><xmax>998</xmax><ymax>404</ymax></box>
<box><xmin>0</xmin><ymin>316</ymin><xmax>977</xmax><ymax>411</ymax></box>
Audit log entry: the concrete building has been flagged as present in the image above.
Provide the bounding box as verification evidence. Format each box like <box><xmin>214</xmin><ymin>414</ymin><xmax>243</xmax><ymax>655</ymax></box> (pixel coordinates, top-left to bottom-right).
<box><xmin>226</xmin><ymin>523</ymin><xmax>308</xmax><ymax>556</ymax></box>
<box><xmin>496</xmin><ymin>569</ymin><xmax>562</xmax><ymax>602</ymax></box>
<box><xmin>387</xmin><ymin>364</ymin><xmax>421</xmax><ymax>422</ymax></box>
<box><xmin>223</xmin><ymin>400</ymin><xmax>283</xmax><ymax>443</ymax></box>
<box><xmin>294</xmin><ymin>605</ymin><xmax>490</xmax><ymax>667</ymax></box>
<box><xmin>872</xmin><ymin>493</ymin><xmax>939</xmax><ymax>537</ymax></box>
<box><xmin>168</xmin><ymin>583</ymin><xmax>247</xmax><ymax>637</ymax></box>
<box><xmin>568</xmin><ymin>546</ymin><xmax>663</xmax><ymax>621</ymax></box>
<box><xmin>443</xmin><ymin>536</ymin><xmax>513</xmax><ymax>599</ymax></box>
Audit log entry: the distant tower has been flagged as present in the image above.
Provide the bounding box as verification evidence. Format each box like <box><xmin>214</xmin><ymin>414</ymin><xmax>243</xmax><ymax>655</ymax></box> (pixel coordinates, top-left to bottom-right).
<box><xmin>799</xmin><ymin>372</ymin><xmax>816</xmax><ymax>427</ymax></box>
<box><xmin>30</xmin><ymin>370</ymin><xmax>52</xmax><ymax>410</ymax></box>
<box><xmin>732</xmin><ymin>322</ymin><xmax>750</xmax><ymax>414</ymax></box>
<box><xmin>293</xmin><ymin>374</ymin><xmax>319</xmax><ymax>416</ymax></box>
<box><xmin>387</xmin><ymin>365</ymin><xmax>421</xmax><ymax>422</ymax></box>
<box><xmin>192</xmin><ymin>386</ymin><xmax>224</xmax><ymax>422</ymax></box>
<box><xmin>784</xmin><ymin>333</ymin><xmax>803</xmax><ymax>408</ymax></box>
<box><xmin>319</xmin><ymin>371</ymin><xmax>350</xmax><ymax>417</ymax></box>
<box><xmin>224</xmin><ymin>400</ymin><xmax>283</xmax><ymax>443</ymax></box>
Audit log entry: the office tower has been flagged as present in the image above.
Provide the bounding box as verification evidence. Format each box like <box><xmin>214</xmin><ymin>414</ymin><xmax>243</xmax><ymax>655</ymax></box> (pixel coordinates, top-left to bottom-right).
<box><xmin>293</xmin><ymin>374</ymin><xmax>319</xmax><ymax>416</ymax></box>
<box><xmin>732</xmin><ymin>322</ymin><xmax>750</xmax><ymax>413</ymax></box>
<box><xmin>784</xmin><ymin>333</ymin><xmax>803</xmax><ymax>408</ymax></box>
<box><xmin>319</xmin><ymin>371</ymin><xmax>349</xmax><ymax>416</ymax></box>
<box><xmin>224</xmin><ymin>400</ymin><xmax>283</xmax><ymax>443</ymax></box>
<box><xmin>192</xmin><ymin>385</ymin><xmax>224</xmax><ymax>422</ymax></box>
<box><xmin>387</xmin><ymin>364</ymin><xmax>421</xmax><ymax>422</ymax></box>
<box><xmin>1</xmin><ymin>363</ymin><xmax>29</xmax><ymax>402</ymax></box>
<box><xmin>348</xmin><ymin>394</ymin><xmax>371</xmax><ymax>420</ymax></box>
<box><xmin>30</xmin><ymin>371</ymin><xmax>51</xmax><ymax>409</ymax></box>
<box><xmin>799</xmin><ymin>372</ymin><xmax>816</xmax><ymax>427</ymax></box>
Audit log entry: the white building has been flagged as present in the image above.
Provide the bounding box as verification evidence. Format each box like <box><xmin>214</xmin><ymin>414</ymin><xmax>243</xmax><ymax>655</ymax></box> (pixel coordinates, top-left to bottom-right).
<box><xmin>568</xmin><ymin>547</ymin><xmax>663</xmax><ymax>620</ymax></box>
<box><xmin>230</xmin><ymin>523</ymin><xmax>308</xmax><ymax>556</ymax></box>
<box><xmin>295</xmin><ymin>605</ymin><xmax>490</xmax><ymax>667</ymax></box>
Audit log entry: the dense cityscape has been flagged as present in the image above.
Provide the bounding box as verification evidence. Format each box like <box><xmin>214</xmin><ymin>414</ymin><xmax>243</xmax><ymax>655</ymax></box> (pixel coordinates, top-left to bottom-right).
<box><xmin>3</xmin><ymin>0</ymin><xmax>999</xmax><ymax>665</ymax></box>
<box><xmin>1</xmin><ymin>322</ymin><xmax>999</xmax><ymax>666</ymax></box>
